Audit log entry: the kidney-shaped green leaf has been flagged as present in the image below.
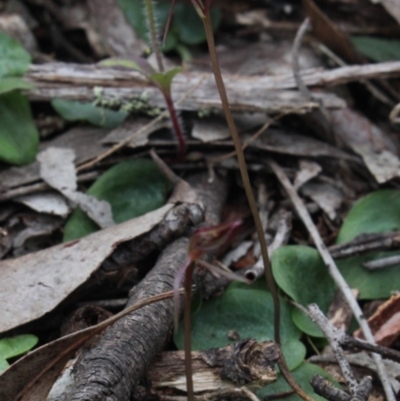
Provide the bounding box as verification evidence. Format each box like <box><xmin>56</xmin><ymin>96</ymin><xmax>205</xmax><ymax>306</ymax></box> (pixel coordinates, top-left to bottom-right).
<box><xmin>0</xmin><ymin>32</ymin><xmax>31</xmax><ymax>78</ymax></box>
<box><xmin>0</xmin><ymin>334</ymin><xmax>38</xmax><ymax>372</ymax></box>
<box><xmin>351</xmin><ymin>36</ymin><xmax>400</xmax><ymax>62</ymax></box>
<box><xmin>272</xmin><ymin>246</ymin><xmax>336</xmax><ymax>337</ymax></box>
<box><xmin>0</xmin><ymin>77</ymin><xmax>33</xmax><ymax>95</ymax></box>
<box><xmin>174</xmin><ymin>280</ymin><xmax>306</xmax><ymax>370</ymax></box>
<box><xmin>52</xmin><ymin>99</ymin><xmax>127</xmax><ymax>129</ymax></box>
<box><xmin>336</xmin><ymin>190</ymin><xmax>400</xmax><ymax>299</ymax></box>
<box><xmin>0</xmin><ymin>92</ymin><xmax>39</xmax><ymax>165</ymax></box>
<box><xmin>63</xmin><ymin>158</ymin><xmax>172</xmax><ymax>241</ymax></box>
<box><xmin>257</xmin><ymin>362</ymin><xmax>338</xmax><ymax>401</ymax></box>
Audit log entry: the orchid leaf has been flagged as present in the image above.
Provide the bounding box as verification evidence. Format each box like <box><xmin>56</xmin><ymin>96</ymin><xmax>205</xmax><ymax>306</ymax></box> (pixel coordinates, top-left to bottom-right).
<box><xmin>52</xmin><ymin>99</ymin><xmax>127</xmax><ymax>129</ymax></box>
<box><xmin>0</xmin><ymin>32</ymin><xmax>31</xmax><ymax>78</ymax></box>
<box><xmin>336</xmin><ymin>190</ymin><xmax>400</xmax><ymax>299</ymax></box>
<box><xmin>174</xmin><ymin>280</ymin><xmax>306</xmax><ymax>370</ymax></box>
<box><xmin>0</xmin><ymin>77</ymin><xmax>33</xmax><ymax>95</ymax></box>
<box><xmin>63</xmin><ymin>158</ymin><xmax>172</xmax><ymax>241</ymax></box>
<box><xmin>272</xmin><ymin>246</ymin><xmax>336</xmax><ymax>337</ymax></box>
<box><xmin>0</xmin><ymin>92</ymin><xmax>39</xmax><ymax>165</ymax></box>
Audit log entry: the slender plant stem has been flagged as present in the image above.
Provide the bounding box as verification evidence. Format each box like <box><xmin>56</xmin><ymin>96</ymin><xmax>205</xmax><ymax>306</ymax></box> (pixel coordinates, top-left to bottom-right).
<box><xmin>201</xmin><ymin>9</ymin><xmax>315</xmax><ymax>401</ymax></box>
<box><xmin>144</xmin><ymin>0</ymin><xmax>164</xmax><ymax>72</ymax></box>
<box><xmin>164</xmin><ymin>91</ymin><xmax>186</xmax><ymax>159</ymax></box>
<box><xmin>201</xmin><ymin>12</ymin><xmax>279</xmax><ymax>343</ymax></box>
<box><xmin>184</xmin><ymin>263</ymin><xmax>195</xmax><ymax>401</ymax></box>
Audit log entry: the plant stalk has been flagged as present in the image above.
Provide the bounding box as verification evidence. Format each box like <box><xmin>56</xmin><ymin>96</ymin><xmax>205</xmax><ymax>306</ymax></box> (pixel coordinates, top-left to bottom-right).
<box><xmin>144</xmin><ymin>0</ymin><xmax>164</xmax><ymax>72</ymax></box>
<box><xmin>201</xmin><ymin>8</ymin><xmax>315</xmax><ymax>401</ymax></box>
<box><xmin>184</xmin><ymin>263</ymin><xmax>195</xmax><ymax>401</ymax></box>
<box><xmin>164</xmin><ymin>91</ymin><xmax>186</xmax><ymax>159</ymax></box>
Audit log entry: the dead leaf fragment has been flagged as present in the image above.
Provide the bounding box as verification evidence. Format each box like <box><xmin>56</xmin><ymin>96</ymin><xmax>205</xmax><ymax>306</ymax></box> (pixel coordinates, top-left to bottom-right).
<box><xmin>372</xmin><ymin>0</ymin><xmax>400</xmax><ymax>25</ymax></box>
<box><xmin>15</xmin><ymin>192</ymin><xmax>70</xmax><ymax>217</ymax></box>
<box><xmin>301</xmin><ymin>181</ymin><xmax>343</xmax><ymax>220</ymax></box>
<box><xmin>37</xmin><ymin>147</ymin><xmax>114</xmax><ymax>228</ymax></box>
<box><xmin>331</xmin><ymin>108</ymin><xmax>400</xmax><ymax>183</ymax></box>
<box><xmin>354</xmin><ymin>293</ymin><xmax>400</xmax><ymax>347</ymax></box>
<box><xmin>0</xmin><ymin>203</ymin><xmax>173</xmax><ymax>333</ymax></box>
<box><xmin>294</xmin><ymin>160</ymin><xmax>322</xmax><ymax>190</ymax></box>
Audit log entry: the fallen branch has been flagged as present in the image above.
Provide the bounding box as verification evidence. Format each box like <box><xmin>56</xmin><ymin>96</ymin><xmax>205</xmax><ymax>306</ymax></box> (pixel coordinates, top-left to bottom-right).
<box><xmin>25</xmin><ymin>63</ymin><xmax>347</xmax><ymax>113</ymax></box>
<box><xmin>59</xmin><ymin>172</ymin><xmax>229</xmax><ymax>401</ymax></box>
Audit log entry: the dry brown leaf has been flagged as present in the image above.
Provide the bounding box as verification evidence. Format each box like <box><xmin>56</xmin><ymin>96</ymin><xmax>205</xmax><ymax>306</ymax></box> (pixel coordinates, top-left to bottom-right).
<box><xmin>0</xmin><ymin>291</ymin><xmax>177</xmax><ymax>401</ymax></box>
<box><xmin>354</xmin><ymin>293</ymin><xmax>400</xmax><ymax>347</ymax></box>
<box><xmin>0</xmin><ymin>204</ymin><xmax>173</xmax><ymax>333</ymax></box>
<box><xmin>302</xmin><ymin>0</ymin><xmax>363</xmax><ymax>64</ymax></box>
<box><xmin>38</xmin><ymin>147</ymin><xmax>114</xmax><ymax>228</ymax></box>
<box><xmin>331</xmin><ymin>108</ymin><xmax>400</xmax><ymax>183</ymax></box>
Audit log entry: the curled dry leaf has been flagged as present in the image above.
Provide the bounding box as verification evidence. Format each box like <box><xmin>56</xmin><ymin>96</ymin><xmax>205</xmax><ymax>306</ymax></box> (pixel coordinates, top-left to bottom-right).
<box><xmin>37</xmin><ymin>147</ymin><xmax>114</xmax><ymax>228</ymax></box>
<box><xmin>354</xmin><ymin>293</ymin><xmax>400</xmax><ymax>347</ymax></box>
<box><xmin>331</xmin><ymin>108</ymin><xmax>400</xmax><ymax>184</ymax></box>
<box><xmin>0</xmin><ymin>203</ymin><xmax>173</xmax><ymax>333</ymax></box>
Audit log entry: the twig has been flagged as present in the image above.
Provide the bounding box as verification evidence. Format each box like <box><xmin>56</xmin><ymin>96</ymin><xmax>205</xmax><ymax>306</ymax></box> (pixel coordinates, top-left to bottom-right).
<box><xmin>268</xmin><ymin>159</ymin><xmax>396</xmax><ymax>401</ymax></box>
<box><xmin>340</xmin><ymin>336</ymin><xmax>400</xmax><ymax>363</ymax></box>
<box><xmin>209</xmin><ymin>106</ymin><xmax>308</xmax><ymax>165</ymax></box>
<box><xmin>307</xmin><ymin>304</ymin><xmax>358</xmax><ymax>394</ymax></box>
<box><xmin>329</xmin><ymin>232</ymin><xmax>400</xmax><ymax>259</ymax></box>
<box><xmin>310</xmin><ymin>375</ymin><xmax>350</xmax><ymax>401</ymax></box>
<box><xmin>292</xmin><ymin>17</ymin><xmax>332</xmax><ymax>141</ymax></box>
<box><xmin>245</xmin><ymin>209</ymin><xmax>292</xmax><ymax>282</ymax></box>
<box><xmin>362</xmin><ymin>254</ymin><xmax>400</xmax><ymax>270</ymax></box>
<box><xmin>77</xmin><ymin>76</ymin><xmax>205</xmax><ymax>171</ymax></box>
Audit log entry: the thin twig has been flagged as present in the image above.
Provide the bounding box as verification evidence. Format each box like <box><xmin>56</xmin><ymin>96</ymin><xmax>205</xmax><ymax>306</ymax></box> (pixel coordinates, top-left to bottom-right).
<box><xmin>269</xmin><ymin>160</ymin><xmax>396</xmax><ymax>401</ymax></box>
<box><xmin>362</xmin><ymin>254</ymin><xmax>400</xmax><ymax>270</ymax></box>
<box><xmin>341</xmin><ymin>336</ymin><xmax>400</xmax><ymax>363</ymax></box>
<box><xmin>292</xmin><ymin>17</ymin><xmax>332</xmax><ymax>140</ymax></box>
<box><xmin>307</xmin><ymin>304</ymin><xmax>358</xmax><ymax>394</ymax></box>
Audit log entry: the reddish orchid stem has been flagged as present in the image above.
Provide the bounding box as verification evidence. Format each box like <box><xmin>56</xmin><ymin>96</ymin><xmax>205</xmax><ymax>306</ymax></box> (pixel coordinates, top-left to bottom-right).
<box><xmin>163</xmin><ymin>91</ymin><xmax>186</xmax><ymax>160</ymax></box>
<box><xmin>184</xmin><ymin>263</ymin><xmax>195</xmax><ymax>401</ymax></box>
<box><xmin>199</xmin><ymin>4</ymin><xmax>315</xmax><ymax>401</ymax></box>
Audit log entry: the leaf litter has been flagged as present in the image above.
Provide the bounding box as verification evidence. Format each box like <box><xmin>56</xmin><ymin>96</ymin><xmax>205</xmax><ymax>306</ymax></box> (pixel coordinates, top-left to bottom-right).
<box><xmin>1</xmin><ymin>1</ymin><xmax>400</xmax><ymax>401</ymax></box>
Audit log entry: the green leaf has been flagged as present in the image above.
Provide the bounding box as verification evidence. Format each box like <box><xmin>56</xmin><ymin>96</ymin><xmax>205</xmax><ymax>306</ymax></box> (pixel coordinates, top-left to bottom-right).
<box><xmin>0</xmin><ymin>91</ymin><xmax>39</xmax><ymax>165</ymax></box>
<box><xmin>337</xmin><ymin>190</ymin><xmax>400</xmax><ymax>243</ymax></box>
<box><xmin>52</xmin><ymin>99</ymin><xmax>127</xmax><ymax>129</ymax></box>
<box><xmin>272</xmin><ymin>246</ymin><xmax>336</xmax><ymax>337</ymax></box>
<box><xmin>174</xmin><ymin>280</ymin><xmax>306</xmax><ymax>370</ymax></box>
<box><xmin>0</xmin><ymin>334</ymin><xmax>38</xmax><ymax>361</ymax></box>
<box><xmin>63</xmin><ymin>158</ymin><xmax>172</xmax><ymax>241</ymax></box>
<box><xmin>0</xmin><ymin>359</ymin><xmax>9</xmax><ymax>373</ymax></box>
<box><xmin>0</xmin><ymin>32</ymin><xmax>31</xmax><ymax>78</ymax></box>
<box><xmin>116</xmin><ymin>0</ymin><xmax>220</xmax><ymax>51</ymax></box>
<box><xmin>0</xmin><ymin>77</ymin><xmax>33</xmax><ymax>95</ymax></box>
<box><xmin>149</xmin><ymin>67</ymin><xmax>182</xmax><ymax>93</ymax></box>
<box><xmin>116</xmin><ymin>0</ymin><xmax>171</xmax><ymax>43</ymax></box>
<box><xmin>257</xmin><ymin>362</ymin><xmax>338</xmax><ymax>401</ymax></box>
<box><xmin>336</xmin><ymin>190</ymin><xmax>400</xmax><ymax>299</ymax></box>
<box><xmin>351</xmin><ymin>36</ymin><xmax>400</xmax><ymax>62</ymax></box>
